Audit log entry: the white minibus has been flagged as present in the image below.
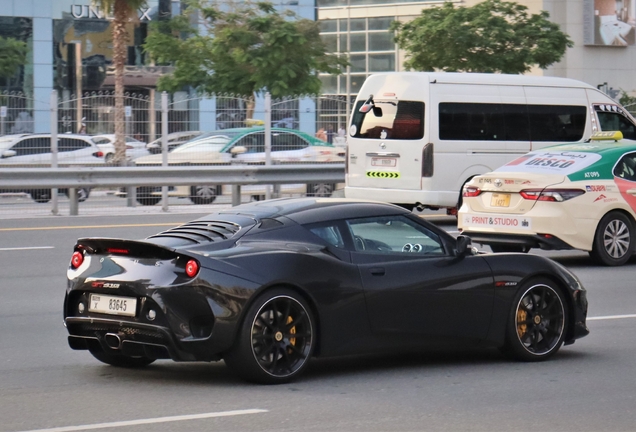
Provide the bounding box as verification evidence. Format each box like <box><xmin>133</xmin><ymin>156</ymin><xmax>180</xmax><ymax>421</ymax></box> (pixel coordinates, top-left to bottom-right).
<box><xmin>344</xmin><ymin>72</ymin><xmax>636</xmax><ymax>213</ymax></box>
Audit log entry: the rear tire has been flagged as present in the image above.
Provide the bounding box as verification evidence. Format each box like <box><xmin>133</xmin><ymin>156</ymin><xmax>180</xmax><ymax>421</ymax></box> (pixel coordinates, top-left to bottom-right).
<box><xmin>136</xmin><ymin>187</ymin><xmax>162</xmax><ymax>206</ymax></box>
<box><xmin>589</xmin><ymin>211</ymin><xmax>634</xmax><ymax>266</ymax></box>
<box><xmin>30</xmin><ymin>189</ymin><xmax>51</xmax><ymax>203</ymax></box>
<box><xmin>64</xmin><ymin>188</ymin><xmax>91</xmax><ymax>202</ymax></box>
<box><xmin>224</xmin><ymin>288</ymin><xmax>316</xmax><ymax>384</ymax></box>
<box><xmin>190</xmin><ymin>185</ymin><xmax>218</xmax><ymax>205</ymax></box>
<box><xmin>306</xmin><ymin>183</ymin><xmax>334</xmax><ymax>197</ymax></box>
<box><xmin>89</xmin><ymin>347</ymin><xmax>155</xmax><ymax>368</ymax></box>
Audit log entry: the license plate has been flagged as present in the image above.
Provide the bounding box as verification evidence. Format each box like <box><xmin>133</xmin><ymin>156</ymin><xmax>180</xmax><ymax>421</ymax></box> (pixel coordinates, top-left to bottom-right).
<box><xmin>490</xmin><ymin>193</ymin><xmax>511</xmax><ymax>207</ymax></box>
<box><xmin>371</xmin><ymin>157</ymin><xmax>396</xmax><ymax>167</ymax></box>
<box><xmin>89</xmin><ymin>294</ymin><xmax>137</xmax><ymax>317</ymax></box>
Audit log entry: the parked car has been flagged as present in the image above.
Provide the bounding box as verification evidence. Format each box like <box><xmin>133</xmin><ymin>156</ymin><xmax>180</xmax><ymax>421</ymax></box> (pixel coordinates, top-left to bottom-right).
<box><xmin>92</xmin><ymin>134</ymin><xmax>150</xmax><ymax>163</ymax></box>
<box><xmin>459</xmin><ymin>131</ymin><xmax>636</xmax><ymax>265</ymax></box>
<box><xmin>0</xmin><ymin>133</ymin><xmax>103</xmax><ymax>202</ymax></box>
<box><xmin>132</xmin><ymin>127</ymin><xmax>345</xmax><ymax>205</ymax></box>
<box><xmin>64</xmin><ymin>198</ymin><xmax>589</xmax><ymax>383</ymax></box>
<box><xmin>145</xmin><ymin>131</ymin><xmax>204</xmax><ymax>154</ymax></box>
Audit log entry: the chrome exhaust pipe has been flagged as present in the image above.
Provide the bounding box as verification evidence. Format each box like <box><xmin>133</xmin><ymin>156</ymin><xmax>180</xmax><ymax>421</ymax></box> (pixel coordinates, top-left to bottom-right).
<box><xmin>104</xmin><ymin>333</ymin><xmax>122</xmax><ymax>349</ymax></box>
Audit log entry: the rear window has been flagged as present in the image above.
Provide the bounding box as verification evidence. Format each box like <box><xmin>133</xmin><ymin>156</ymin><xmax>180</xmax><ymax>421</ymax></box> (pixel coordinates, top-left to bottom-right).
<box><xmin>351</xmin><ymin>100</ymin><xmax>424</xmax><ymax>140</ymax></box>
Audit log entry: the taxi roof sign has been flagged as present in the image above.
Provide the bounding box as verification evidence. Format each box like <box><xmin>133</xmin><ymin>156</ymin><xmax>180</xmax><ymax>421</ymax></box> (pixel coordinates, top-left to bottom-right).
<box><xmin>590</xmin><ymin>131</ymin><xmax>623</xmax><ymax>141</ymax></box>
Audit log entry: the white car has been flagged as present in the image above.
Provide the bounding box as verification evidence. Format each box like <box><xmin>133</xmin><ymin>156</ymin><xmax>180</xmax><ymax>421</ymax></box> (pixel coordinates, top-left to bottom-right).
<box><xmin>0</xmin><ymin>133</ymin><xmax>104</xmax><ymax>202</ymax></box>
<box><xmin>459</xmin><ymin>131</ymin><xmax>636</xmax><ymax>266</ymax></box>
<box><xmin>131</xmin><ymin>127</ymin><xmax>344</xmax><ymax>205</ymax></box>
<box><xmin>92</xmin><ymin>134</ymin><xmax>150</xmax><ymax>163</ymax></box>
<box><xmin>0</xmin><ymin>134</ymin><xmax>105</xmax><ymax>166</ymax></box>
<box><xmin>145</xmin><ymin>131</ymin><xmax>205</xmax><ymax>154</ymax></box>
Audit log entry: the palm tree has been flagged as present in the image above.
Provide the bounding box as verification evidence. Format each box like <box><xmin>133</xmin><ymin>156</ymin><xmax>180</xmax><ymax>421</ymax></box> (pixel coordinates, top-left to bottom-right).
<box><xmin>94</xmin><ymin>0</ymin><xmax>146</xmax><ymax>165</ymax></box>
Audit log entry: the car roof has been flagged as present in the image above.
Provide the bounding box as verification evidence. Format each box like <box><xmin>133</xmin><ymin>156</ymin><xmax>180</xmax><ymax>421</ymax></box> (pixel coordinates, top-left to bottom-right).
<box><xmin>540</xmin><ymin>140</ymin><xmax>636</xmax><ymax>157</ymax></box>
<box><xmin>209</xmin><ymin>197</ymin><xmax>408</xmax><ymax>225</ymax></box>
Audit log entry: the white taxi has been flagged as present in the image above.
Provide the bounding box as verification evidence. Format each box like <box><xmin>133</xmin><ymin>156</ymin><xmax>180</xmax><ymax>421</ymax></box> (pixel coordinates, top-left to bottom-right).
<box><xmin>458</xmin><ymin>131</ymin><xmax>636</xmax><ymax>265</ymax></box>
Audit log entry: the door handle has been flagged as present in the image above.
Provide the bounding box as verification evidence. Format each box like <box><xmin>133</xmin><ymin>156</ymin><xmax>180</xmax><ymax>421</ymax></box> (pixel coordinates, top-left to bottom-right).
<box><xmin>627</xmin><ymin>189</ymin><xmax>636</xmax><ymax>196</ymax></box>
<box><xmin>369</xmin><ymin>267</ymin><xmax>385</xmax><ymax>276</ymax></box>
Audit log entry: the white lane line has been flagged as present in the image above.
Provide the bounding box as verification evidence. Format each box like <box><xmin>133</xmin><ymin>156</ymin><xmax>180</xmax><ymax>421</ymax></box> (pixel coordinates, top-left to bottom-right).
<box><xmin>0</xmin><ymin>246</ymin><xmax>54</xmax><ymax>251</ymax></box>
<box><xmin>588</xmin><ymin>314</ymin><xmax>636</xmax><ymax>321</ymax></box>
<box><xmin>16</xmin><ymin>409</ymin><xmax>269</xmax><ymax>432</ymax></box>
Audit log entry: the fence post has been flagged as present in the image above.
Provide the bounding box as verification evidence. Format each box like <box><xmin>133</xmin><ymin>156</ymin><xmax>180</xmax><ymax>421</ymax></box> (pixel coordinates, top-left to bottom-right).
<box><xmin>50</xmin><ymin>90</ymin><xmax>59</xmax><ymax>215</ymax></box>
<box><xmin>161</xmin><ymin>91</ymin><xmax>169</xmax><ymax>211</ymax></box>
<box><xmin>265</xmin><ymin>92</ymin><xmax>271</xmax><ymax>200</ymax></box>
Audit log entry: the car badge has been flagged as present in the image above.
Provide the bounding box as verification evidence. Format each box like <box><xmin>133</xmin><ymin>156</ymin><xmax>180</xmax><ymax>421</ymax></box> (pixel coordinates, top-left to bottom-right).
<box><xmin>494</xmin><ymin>179</ymin><xmax>503</xmax><ymax>188</ymax></box>
<box><xmin>380</xmin><ymin>130</ymin><xmax>388</xmax><ymax>140</ymax></box>
<box><xmin>380</xmin><ymin>142</ymin><xmax>386</xmax><ymax>149</ymax></box>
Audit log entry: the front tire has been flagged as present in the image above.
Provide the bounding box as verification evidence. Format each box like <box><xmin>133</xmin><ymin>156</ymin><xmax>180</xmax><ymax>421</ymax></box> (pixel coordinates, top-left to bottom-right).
<box><xmin>224</xmin><ymin>288</ymin><xmax>316</xmax><ymax>384</ymax></box>
<box><xmin>502</xmin><ymin>278</ymin><xmax>567</xmax><ymax>362</ymax></box>
<box><xmin>30</xmin><ymin>189</ymin><xmax>51</xmax><ymax>203</ymax></box>
<box><xmin>89</xmin><ymin>347</ymin><xmax>155</xmax><ymax>368</ymax></box>
<box><xmin>589</xmin><ymin>211</ymin><xmax>634</xmax><ymax>266</ymax></box>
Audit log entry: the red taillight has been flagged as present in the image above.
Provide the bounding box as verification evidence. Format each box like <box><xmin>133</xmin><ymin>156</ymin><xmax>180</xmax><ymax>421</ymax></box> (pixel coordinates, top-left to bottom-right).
<box><xmin>71</xmin><ymin>251</ymin><xmax>84</xmax><ymax>269</ymax></box>
<box><xmin>185</xmin><ymin>259</ymin><xmax>199</xmax><ymax>278</ymax></box>
<box><xmin>520</xmin><ymin>189</ymin><xmax>585</xmax><ymax>202</ymax></box>
<box><xmin>93</xmin><ymin>151</ymin><xmax>104</xmax><ymax>158</ymax></box>
<box><xmin>463</xmin><ymin>186</ymin><xmax>482</xmax><ymax>197</ymax></box>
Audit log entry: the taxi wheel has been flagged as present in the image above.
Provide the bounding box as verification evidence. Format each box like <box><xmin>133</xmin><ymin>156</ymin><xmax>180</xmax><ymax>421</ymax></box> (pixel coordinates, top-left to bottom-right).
<box><xmin>590</xmin><ymin>211</ymin><xmax>634</xmax><ymax>266</ymax></box>
<box><xmin>190</xmin><ymin>185</ymin><xmax>218</xmax><ymax>205</ymax></box>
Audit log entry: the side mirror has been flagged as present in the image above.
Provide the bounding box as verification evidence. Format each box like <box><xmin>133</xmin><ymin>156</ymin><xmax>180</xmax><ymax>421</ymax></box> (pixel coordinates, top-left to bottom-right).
<box><xmin>456</xmin><ymin>235</ymin><xmax>473</xmax><ymax>256</ymax></box>
<box><xmin>230</xmin><ymin>145</ymin><xmax>247</xmax><ymax>156</ymax></box>
<box><xmin>2</xmin><ymin>150</ymin><xmax>16</xmax><ymax>158</ymax></box>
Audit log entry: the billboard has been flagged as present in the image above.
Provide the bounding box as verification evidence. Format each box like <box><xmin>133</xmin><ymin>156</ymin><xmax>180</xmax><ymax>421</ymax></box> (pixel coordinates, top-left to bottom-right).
<box><xmin>584</xmin><ymin>0</ymin><xmax>636</xmax><ymax>46</ymax></box>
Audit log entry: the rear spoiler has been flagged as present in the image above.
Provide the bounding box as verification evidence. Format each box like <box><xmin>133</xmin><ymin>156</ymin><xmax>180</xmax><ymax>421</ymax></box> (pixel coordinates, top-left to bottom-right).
<box><xmin>75</xmin><ymin>238</ymin><xmax>177</xmax><ymax>260</ymax></box>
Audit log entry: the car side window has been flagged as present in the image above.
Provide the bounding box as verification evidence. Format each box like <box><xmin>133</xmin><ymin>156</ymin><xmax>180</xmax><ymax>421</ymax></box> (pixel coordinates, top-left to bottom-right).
<box><xmin>346</xmin><ymin>215</ymin><xmax>444</xmax><ymax>255</ymax></box>
<box><xmin>272</xmin><ymin>132</ymin><xmax>307</xmax><ymax>152</ymax></box>
<box><xmin>614</xmin><ymin>153</ymin><xmax>636</xmax><ymax>181</ymax></box>
<box><xmin>12</xmin><ymin>137</ymin><xmax>49</xmax><ymax>155</ymax></box>
<box><xmin>59</xmin><ymin>138</ymin><xmax>91</xmax><ymax>152</ymax></box>
<box><xmin>308</xmin><ymin>224</ymin><xmax>345</xmax><ymax>248</ymax></box>
<box><xmin>596</xmin><ymin>107</ymin><xmax>636</xmax><ymax>140</ymax></box>
<box><xmin>235</xmin><ymin>133</ymin><xmax>265</xmax><ymax>153</ymax></box>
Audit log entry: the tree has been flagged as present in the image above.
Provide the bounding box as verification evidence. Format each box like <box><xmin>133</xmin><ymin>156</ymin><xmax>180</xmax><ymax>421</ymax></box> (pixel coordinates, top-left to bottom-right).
<box><xmin>390</xmin><ymin>0</ymin><xmax>573</xmax><ymax>74</ymax></box>
<box><xmin>0</xmin><ymin>36</ymin><xmax>27</xmax><ymax>79</ymax></box>
<box><xmin>94</xmin><ymin>0</ymin><xmax>147</xmax><ymax>165</ymax></box>
<box><xmin>144</xmin><ymin>0</ymin><xmax>347</xmax><ymax>116</ymax></box>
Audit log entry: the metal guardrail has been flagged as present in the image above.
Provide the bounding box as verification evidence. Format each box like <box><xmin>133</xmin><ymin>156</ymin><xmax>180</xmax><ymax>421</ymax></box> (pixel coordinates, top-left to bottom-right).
<box><xmin>0</xmin><ymin>163</ymin><xmax>346</xmax><ymax>215</ymax></box>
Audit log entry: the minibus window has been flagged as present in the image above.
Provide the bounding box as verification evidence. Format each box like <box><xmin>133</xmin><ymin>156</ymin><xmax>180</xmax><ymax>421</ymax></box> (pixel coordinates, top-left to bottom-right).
<box><xmin>595</xmin><ymin>106</ymin><xmax>636</xmax><ymax>140</ymax></box>
<box><xmin>351</xmin><ymin>100</ymin><xmax>424</xmax><ymax>140</ymax></box>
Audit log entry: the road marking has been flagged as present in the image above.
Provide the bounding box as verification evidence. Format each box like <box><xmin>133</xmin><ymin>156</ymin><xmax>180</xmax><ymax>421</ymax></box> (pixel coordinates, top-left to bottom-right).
<box><xmin>588</xmin><ymin>314</ymin><xmax>636</xmax><ymax>321</ymax></box>
<box><xmin>0</xmin><ymin>246</ymin><xmax>55</xmax><ymax>251</ymax></box>
<box><xmin>16</xmin><ymin>409</ymin><xmax>268</xmax><ymax>432</ymax></box>
<box><xmin>0</xmin><ymin>223</ymin><xmax>180</xmax><ymax>232</ymax></box>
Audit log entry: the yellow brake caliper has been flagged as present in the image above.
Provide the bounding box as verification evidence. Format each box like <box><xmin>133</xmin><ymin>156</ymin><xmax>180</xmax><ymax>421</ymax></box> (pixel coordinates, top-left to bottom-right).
<box><xmin>517</xmin><ymin>307</ymin><xmax>527</xmax><ymax>339</ymax></box>
<box><xmin>287</xmin><ymin>316</ymin><xmax>296</xmax><ymax>349</ymax></box>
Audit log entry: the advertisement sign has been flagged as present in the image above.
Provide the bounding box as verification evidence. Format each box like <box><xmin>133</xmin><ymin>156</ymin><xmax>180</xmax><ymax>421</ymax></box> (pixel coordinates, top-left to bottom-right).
<box><xmin>584</xmin><ymin>0</ymin><xmax>636</xmax><ymax>46</ymax></box>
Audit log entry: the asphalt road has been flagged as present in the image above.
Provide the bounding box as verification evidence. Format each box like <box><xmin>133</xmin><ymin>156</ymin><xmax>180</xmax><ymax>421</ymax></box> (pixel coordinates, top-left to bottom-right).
<box><xmin>1</xmin><ymin>213</ymin><xmax>635</xmax><ymax>432</ymax></box>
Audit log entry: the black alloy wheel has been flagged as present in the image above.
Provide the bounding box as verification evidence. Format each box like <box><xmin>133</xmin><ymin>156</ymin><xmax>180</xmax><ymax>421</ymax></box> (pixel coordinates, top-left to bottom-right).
<box><xmin>503</xmin><ymin>279</ymin><xmax>567</xmax><ymax>361</ymax></box>
<box><xmin>225</xmin><ymin>289</ymin><xmax>315</xmax><ymax>384</ymax></box>
<box><xmin>89</xmin><ymin>347</ymin><xmax>155</xmax><ymax>368</ymax></box>
<box><xmin>590</xmin><ymin>211</ymin><xmax>634</xmax><ymax>266</ymax></box>
<box><xmin>190</xmin><ymin>185</ymin><xmax>218</xmax><ymax>205</ymax></box>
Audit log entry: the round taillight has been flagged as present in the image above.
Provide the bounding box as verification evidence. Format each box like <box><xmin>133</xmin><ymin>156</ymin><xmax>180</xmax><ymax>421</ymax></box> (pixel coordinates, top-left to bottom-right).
<box><xmin>185</xmin><ymin>259</ymin><xmax>199</xmax><ymax>278</ymax></box>
<box><xmin>71</xmin><ymin>251</ymin><xmax>84</xmax><ymax>269</ymax></box>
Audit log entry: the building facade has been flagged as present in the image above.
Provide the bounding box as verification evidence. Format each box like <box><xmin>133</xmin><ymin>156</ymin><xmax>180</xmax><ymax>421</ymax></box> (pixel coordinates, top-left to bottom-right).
<box><xmin>318</xmin><ymin>0</ymin><xmax>636</xmax><ymax>101</ymax></box>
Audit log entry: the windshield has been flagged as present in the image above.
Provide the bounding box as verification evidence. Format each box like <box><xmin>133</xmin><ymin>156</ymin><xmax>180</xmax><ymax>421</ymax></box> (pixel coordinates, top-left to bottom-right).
<box><xmin>172</xmin><ymin>136</ymin><xmax>231</xmax><ymax>153</ymax></box>
<box><xmin>351</xmin><ymin>99</ymin><xmax>424</xmax><ymax>140</ymax></box>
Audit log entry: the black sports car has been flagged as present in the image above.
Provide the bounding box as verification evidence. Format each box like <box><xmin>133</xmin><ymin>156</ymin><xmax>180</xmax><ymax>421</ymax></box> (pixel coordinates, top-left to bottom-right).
<box><xmin>64</xmin><ymin>198</ymin><xmax>589</xmax><ymax>383</ymax></box>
